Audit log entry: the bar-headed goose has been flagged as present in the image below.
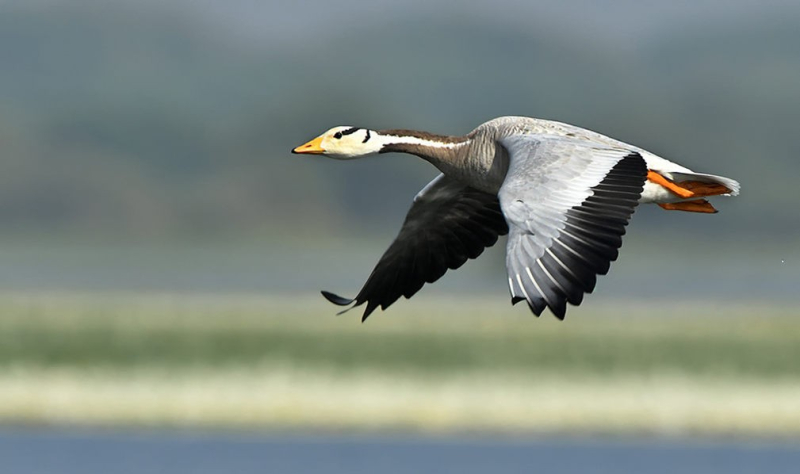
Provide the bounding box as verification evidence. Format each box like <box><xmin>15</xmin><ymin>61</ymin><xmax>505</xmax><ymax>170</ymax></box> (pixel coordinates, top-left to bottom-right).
<box><xmin>293</xmin><ymin>116</ymin><xmax>739</xmax><ymax>320</ymax></box>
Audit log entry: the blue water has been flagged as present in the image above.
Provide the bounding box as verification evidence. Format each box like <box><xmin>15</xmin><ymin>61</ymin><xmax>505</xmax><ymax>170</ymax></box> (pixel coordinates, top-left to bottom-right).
<box><xmin>1</xmin><ymin>429</ymin><xmax>799</xmax><ymax>474</ymax></box>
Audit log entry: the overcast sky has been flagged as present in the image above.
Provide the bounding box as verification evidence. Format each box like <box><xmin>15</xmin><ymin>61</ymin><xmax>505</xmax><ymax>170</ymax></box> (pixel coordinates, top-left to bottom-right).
<box><xmin>4</xmin><ymin>0</ymin><xmax>797</xmax><ymax>52</ymax></box>
<box><xmin>178</xmin><ymin>0</ymin><xmax>800</xmax><ymax>48</ymax></box>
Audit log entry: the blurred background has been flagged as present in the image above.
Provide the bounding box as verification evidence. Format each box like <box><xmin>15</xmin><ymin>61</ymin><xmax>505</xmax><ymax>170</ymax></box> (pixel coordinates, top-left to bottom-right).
<box><xmin>1</xmin><ymin>0</ymin><xmax>799</xmax><ymax>472</ymax></box>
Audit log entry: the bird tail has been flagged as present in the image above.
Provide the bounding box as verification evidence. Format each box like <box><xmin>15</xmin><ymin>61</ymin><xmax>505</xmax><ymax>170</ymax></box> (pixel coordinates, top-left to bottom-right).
<box><xmin>669</xmin><ymin>171</ymin><xmax>740</xmax><ymax>197</ymax></box>
<box><xmin>648</xmin><ymin>171</ymin><xmax>739</xmax><ymax>214</ymax></box>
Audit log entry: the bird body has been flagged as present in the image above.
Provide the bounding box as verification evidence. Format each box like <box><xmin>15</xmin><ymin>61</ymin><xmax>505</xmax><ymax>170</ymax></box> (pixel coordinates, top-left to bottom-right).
<box><xmin>293</xmin><ymin>116</ymin><xmax>739</xmax><ymax>320</ymax></box>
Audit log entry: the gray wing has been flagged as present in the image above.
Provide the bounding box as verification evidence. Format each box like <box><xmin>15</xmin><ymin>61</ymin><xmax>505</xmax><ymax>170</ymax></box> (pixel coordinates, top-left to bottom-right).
<box><xmin>499</xmin><ymin>136</ymin><xmax>647</xmax><ymax>320</ymax></box>
<box><xmin>323</xmin><ymin>174</ymin><xmax>509</xmax><ymax>321</ymax></box>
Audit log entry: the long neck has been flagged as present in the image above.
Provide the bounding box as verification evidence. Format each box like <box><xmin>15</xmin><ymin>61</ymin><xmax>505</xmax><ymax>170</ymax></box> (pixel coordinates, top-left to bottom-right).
<box><xmin>376</xmin><ymin>129</ymin><xmax>471</xmax><ymax>169</ymax></box>
<box><xmin>370</xmin><ymin>128</ymin><xmax>507</xmax><ymax>193</ymax></box>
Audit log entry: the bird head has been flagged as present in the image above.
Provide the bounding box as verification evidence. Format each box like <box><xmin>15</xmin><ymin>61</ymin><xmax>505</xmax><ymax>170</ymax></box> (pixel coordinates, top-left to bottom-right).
<box><xmin>292</xmin><ymin>126</ymin><xmax>380</xmax><ymax>159</ymax></box>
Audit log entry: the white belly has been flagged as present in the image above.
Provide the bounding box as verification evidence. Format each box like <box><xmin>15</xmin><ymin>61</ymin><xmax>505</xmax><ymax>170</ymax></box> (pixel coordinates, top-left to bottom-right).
<box><xmin>640</xmin><ymin>180</ymin><xmax>683</xmax><ymax>204</ymax></box>
<box><xmin>639</xmin><ymin>151</ymin><xmax>695</xmax><ymax>204</ymax></box>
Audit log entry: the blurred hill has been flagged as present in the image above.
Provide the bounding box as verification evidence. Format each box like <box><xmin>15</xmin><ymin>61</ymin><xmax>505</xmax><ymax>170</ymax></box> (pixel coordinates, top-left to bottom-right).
<box><xmin>2</xmin><ymin>1</ymin><xmax>799</xmax><ymax>244</ymax></box>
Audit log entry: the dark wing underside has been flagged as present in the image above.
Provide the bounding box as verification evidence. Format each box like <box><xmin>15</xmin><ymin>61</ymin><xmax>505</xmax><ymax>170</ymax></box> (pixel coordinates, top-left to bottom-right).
<box><xmin>322</xmin><ymin>174</ymin><xmax>508</xmax><ymax>321</ymax></box>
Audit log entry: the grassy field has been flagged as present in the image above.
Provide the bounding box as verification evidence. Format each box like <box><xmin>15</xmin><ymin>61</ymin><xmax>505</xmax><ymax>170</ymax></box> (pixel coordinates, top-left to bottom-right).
<box><xmin>0</xmin><ymin>292</ymin><xmax>798</xmax><ymax>436</ymax></box>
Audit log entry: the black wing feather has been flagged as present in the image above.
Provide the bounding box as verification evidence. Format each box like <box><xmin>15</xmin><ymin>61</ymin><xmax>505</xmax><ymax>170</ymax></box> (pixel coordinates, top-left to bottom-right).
<box><xmin>507</xmin><ymin>153</ymin><xmax>647</xmax><ymax>319</ymax></box>
<box><xmin>322</xmin><ymin>175</ymin><xmax>508</xmax><ymax>321</ymax></box>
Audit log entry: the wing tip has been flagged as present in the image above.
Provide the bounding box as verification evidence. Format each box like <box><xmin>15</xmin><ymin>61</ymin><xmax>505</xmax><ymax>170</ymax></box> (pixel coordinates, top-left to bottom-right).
<box><xmin>361</xmin><ymin>302</ymin><xmax>379</xmax><ymax>323</ymax></box>
<box><xmin>511</xmin><ymin>296</ymin><xmax>526</xmax><ymax>305</ymax></box>
<box><xmin>321</xmin><ymin>290</ymin><xmax>354</xmax><ymax>306</ymax></box>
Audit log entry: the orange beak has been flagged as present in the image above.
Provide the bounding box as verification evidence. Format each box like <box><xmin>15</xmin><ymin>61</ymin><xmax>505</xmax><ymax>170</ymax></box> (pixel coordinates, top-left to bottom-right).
<box><xmin>292</xmin><ymin>136</ymin><xmax>325</xmax><ymax>154</ymax></box>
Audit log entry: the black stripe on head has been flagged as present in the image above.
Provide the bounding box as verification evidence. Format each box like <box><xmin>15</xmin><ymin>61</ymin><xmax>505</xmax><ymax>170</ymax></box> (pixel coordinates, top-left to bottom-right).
<box><xmin>363</xmin><ymin>129</ymin><xmax>371</xmax><ymax>143</ymax></box>
<box><xmin>341</xmin><ymin>127</ymin><xmax>359</xmax><ymax>136</ymax></box>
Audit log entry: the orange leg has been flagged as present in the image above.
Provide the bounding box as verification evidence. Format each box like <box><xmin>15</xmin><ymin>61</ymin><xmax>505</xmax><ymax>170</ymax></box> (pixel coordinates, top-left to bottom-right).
<box><xmin>647</xmin><ymin>171</ymin><xmax>696</xmax><ymax>199</ymax></box>
<box><xmin>658</xmin><ymin>199</ymin><xmax>718</xmax><ymax>214</ymax></box>
<box><xmin>648</xmin><ymin>170</ymin><xmax>732</xmax><ymax>198</ymax></box>
<box><xmin>678</xmin><ymin>181</ymin><xmax>732</xmax><ymax>197</ymax></box>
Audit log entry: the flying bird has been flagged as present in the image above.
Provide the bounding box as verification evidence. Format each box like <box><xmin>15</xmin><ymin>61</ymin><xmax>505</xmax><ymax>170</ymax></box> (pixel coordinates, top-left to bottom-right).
<box><xmin>292</xmin><ymin>116</ymin><xmax>739</xmax><ymax>320</ymax></box>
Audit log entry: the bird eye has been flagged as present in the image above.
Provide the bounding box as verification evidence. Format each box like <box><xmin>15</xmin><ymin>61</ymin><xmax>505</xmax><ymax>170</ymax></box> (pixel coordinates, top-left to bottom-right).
<box><xmin>333</xmin><ymin>132</ymin><xmax>343</xmax><ymax>139</ymax></box>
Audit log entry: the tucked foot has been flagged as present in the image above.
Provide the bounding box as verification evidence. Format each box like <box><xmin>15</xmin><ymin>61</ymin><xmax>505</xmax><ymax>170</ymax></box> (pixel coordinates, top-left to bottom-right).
<box><xmin>658</xmin><ymin>199</ymin><xmax>718</xmax><ymax>213</ymax></box>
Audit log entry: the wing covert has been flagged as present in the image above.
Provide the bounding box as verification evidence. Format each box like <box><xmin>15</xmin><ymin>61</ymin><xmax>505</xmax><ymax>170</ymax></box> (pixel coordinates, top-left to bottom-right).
<box><xmin>499</xmin><ymin>136</ymin><xmax>647</xmax><ymax>319</ymax></box>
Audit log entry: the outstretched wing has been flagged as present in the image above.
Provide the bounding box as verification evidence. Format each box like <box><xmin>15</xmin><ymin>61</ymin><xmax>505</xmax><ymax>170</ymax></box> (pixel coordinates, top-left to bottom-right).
<box><xmin>499</xmin><ymin>135</ymin><xmax>647</xmax><ymax>319</ymax></box>
<box><xmin>323</xmin><ymin>174</ymin><xmax>509</xmax><ymax>321</ymax></box>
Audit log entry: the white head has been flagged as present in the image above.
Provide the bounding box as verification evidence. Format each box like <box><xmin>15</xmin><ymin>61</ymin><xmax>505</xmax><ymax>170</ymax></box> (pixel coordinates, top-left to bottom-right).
<box><xmin>292</xmin><ymin>126</ymin><xmax>382</xmax><ymax>159</ymax></box>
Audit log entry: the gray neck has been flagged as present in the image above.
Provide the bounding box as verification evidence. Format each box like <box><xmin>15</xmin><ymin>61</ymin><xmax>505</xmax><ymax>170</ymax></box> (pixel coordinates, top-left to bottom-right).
<box><xmin>375</xmin><ymin>128</ymin><xmax>506</xmax><ymax>193</ymax></box>
<box><xmin>377</xmin><ymin>129</ymin><xmax>471</xmax><ymax>172</ymax></box>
